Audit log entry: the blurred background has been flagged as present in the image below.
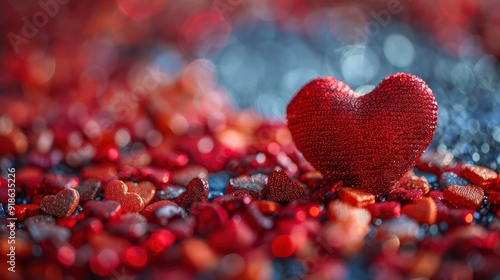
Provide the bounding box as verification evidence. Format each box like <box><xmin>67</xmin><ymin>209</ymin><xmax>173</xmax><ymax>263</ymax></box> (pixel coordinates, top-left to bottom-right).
<box><xmin>1</xmin><ymin>0</ymin><xmax>500</xmax><ymax>170</ymax></box>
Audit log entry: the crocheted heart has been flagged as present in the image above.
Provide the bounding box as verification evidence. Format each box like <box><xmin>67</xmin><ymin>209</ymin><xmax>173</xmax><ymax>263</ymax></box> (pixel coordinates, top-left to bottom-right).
<box><xmin>287</xmin><ymin>73</ymin><xmax>437</xmax><ymax>195</ymax></box>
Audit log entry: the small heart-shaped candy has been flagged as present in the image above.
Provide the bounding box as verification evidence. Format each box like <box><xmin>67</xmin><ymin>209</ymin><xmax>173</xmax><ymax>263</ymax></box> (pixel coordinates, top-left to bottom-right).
<box><xmin>84</xmin><ymin>200</ymin><xmax>122</xmax><ymax>220</ymax></box>
<box><xmin>104</xmin><ymin>180</ymin><xmax>145</xmax><ymax>212</ymax></box>
<box><xmin>264</xmin><ymin>170</ymin><xmax>304</xmax><ymax>203</ymax></box>
<box><xmin>124</xmin><ymin>181</ymin><xmax>156</xmax><ymax>206</ymax></box>
<box><xmin>462</xmin><ymin>165</ymin><xmax>498</xmax><ymax>189</ymax></box>
<box><xmin>401</xmin><ymin>197</ymin><xmax>437</xmax><ymax>224</ymax></box>
<box><xmin>226</xmin><ymin>174</ymin><xmax>268</xmax><ymax>199</ymax></box>
<box><xmin>40</xmin><ymin>188</ymin><xmax>80</xmax><ymax>218</ymax></box>
<box><xmin>175</xmin><ymin>178</ymin><xmax>209</xmax><ymax>209</ymax></box>
<box><xmin>76</xmin><ymin>179</ymin><xmax>102</xmax><ymax>203</ymax></box>
<box><xmin>443</xmin><ymin>185</ymin><xmax>484</xmax><ymax>210</ymax></box>
<box><xmin>338</xmin><ymin>187</ymin><xmax>375</xmax><ymax>207</ymax></box>
<box><xmin>287</xmin><ymin>73</ymin><xmax>438</xmax><ymax>195</ymax></box>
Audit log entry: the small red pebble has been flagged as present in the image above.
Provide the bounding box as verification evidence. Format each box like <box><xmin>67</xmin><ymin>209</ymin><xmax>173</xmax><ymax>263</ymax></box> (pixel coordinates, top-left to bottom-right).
<box><xmin>397</xmin><ymin>173</ymin><xmax>430</xmax><ymax>194</ymax></box>
<box><xmin>175</xmin><ymin>178</ymin><xmax>209</xmax><ymax>209</ymax></box>
<box><xmin>81</xmin><ymin>163</ymin><xmax>118</xmax><ymax>184</ymax></box>
<box><xmin>253</xmin><ymin>200</ymin><xmax>281</xmax><ymax>215</ymax></box>
<box><xmin>208</xmin><ymin>218</ymin><xmax>257</xmax><ymax>254</ymax></box>
<box><xmin>171</xmin><ymin>165</ymin><xmax>208</xmax><ymax>186</ymax></box>
<box><xmin>462</xmin><ymin>165</ymin><xmax>498</xmax><ymax>189</ymax></box>
<box><xmin>486</xmin><ymin>189</ymin><xmax>500</xmax><ymax>205</ymax></box>
<box><xmin>298</xmin><ymin>171</ymin><xmax>324</xmax><ymax>191</ymax></box>
<box><xmin>444</xmin><ymin>185</ymin><xmax>484</xmax><ymax>210</ymax></box>
<box><xmin>365</xmin><ymin>201</ymin><xmax>401</xmax><ymax>220</ymax></box>
<box><xmin>76</xmin><ymin>179</ymin><xmax>102</xmax><ymax>203</ymax></box>
<box><xmin>104</xmin><ymin>180</ymin><xmax>145</xmax><ymax>212</ymax></box>
<box><xmin>40</xmin><ymin>188</ymin><xmax>80</xmax><ymax>218</ymax></box>
<box><xmin>338</xmin><ymin>187</ymin><xmax>375</xmax><ymax>207</ymax></box>
<box><xmin>84</xmin><ymin>200</ymin><xmax>122</xmax><ymax>220</ymax></box>
<box><xmin>190</xmin><ymin>202</ymin><xmax>228</xmax><ymax>235</ymax></box>
<box><xmin>401</xmin><ymin>197</ymin><xmax>437</xmax><ymax>224</ymax></box>
<box><xmin>14</xmin><ymin>204</ymin><xmax>40</xmax><ymax>220</ymax></box>
<box><xmin>153</xmin><ymin>204</ymin><xmax>187</xmax><ymax>226</ymax></box>
<box><xmin>141</xmin><ymin>200</ymin><xmax>183</xmax><ymax>221</ymax></box>
<box><xmin>125</xmin><ymin>181</ymin><xmax>156</xmax><ymax>206</ymax></box>
<box><xmin>387</xmin><ymin>188</ymin><xmax>423</xmax><ymax>204</ymax></box>
<box><xmin>137</xmin><ymin>166</ymin><xmax>171</xmax><ymax>190</ymax></box>
<box><xmin>264</xmin><ymin>169</ymin><xmax>304</xmax><ymax>203</ymax></box>
<box><xmin>310</xmin><ymin>181</ymin><xmax>341</xmax><ymax>202</ymax></box>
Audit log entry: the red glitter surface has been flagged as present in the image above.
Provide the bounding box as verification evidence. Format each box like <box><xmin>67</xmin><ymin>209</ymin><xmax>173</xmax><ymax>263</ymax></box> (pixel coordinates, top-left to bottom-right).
<box><xmin>287</xmin><ymin>73</ymin><xmax>438</xmax><ymax>195</ymax></box>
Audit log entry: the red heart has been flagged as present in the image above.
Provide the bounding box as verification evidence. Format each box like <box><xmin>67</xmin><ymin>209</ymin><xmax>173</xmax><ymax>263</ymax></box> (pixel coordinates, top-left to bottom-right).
<box><xmin>40</xmin><ymin>188</ymin><xmax>80</xmax><ymax>218</ymax></box>
<box><xmin>104</xmin><ymin>180</ymin><xmax>145</xmax><ymax>212</ymax></box>
<box><xmin>287</xmin><ymin>73</ymin><xmax>438</xmax><ymax>195</ymax></box>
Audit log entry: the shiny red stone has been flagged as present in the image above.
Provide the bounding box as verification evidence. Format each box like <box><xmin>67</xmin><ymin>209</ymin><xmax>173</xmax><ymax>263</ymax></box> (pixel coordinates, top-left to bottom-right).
<box><xmin>153</xmin><ymin>203</ymin><xmax>187</xmax><ymax>226</ymax></box>
<box><xmin>287</xmin><ymin>73</ymin><xmax>438</xmax><ymax>195</ymax></box>
<box><xmin>137</xmin><ymin>166</ymin><xmax>172</xmax><ymax>190</ymax></box>
<box><xmin>84</xmin><ymin>200</ymin><xmax>122</xmax><ymax>220</ymax></box>
<box><xmin>106</xmin><ymin>213</ymin><xmax>147</xmax><ymax>239</ymax></box>
<box><xmin>207</xmin><ymin>218</ymin><xmax>256</xmax><ymax>254</ymax></box>
<box><xmin>190</xmin><ymin>202</ymin><xmax>228</xmax><ymax>235</ymax></box>
<box><xmin>144</xmin><ymin>229</ymin><xmax>175</xmax><ymax>255</ymax></box>
<box><xmin>76</xmin><ymin>179</ymin><xmax>102</xmax><ymax>203</ymax></box>
<box><xmin>14</xmin><ymin>204</ymin><xmax>40</xmax><ymax>220</ymax></box>
<box><xmin>365</xmin><ymin>201</ymin><xmax>401</xmax><ymax>220</ymax></box>
<box><xmin>171</xmin><ymin>165</ymin><xmax>208</xmax><ymax>186</ymax></box>
<box><xmin>387</xmin><ymin>188</ymin><xmax>424</xmax><ymax>204</ymax></box>
<box><xmin>141</xmin><ymin>200</ymin><xmax>183</xmax><ymax>221</ymax></box>
<box><xmin>310</xmin><ymin>181</ymin><xmax>341</xmax><ymax>202</ymax></box>
<box><xmin>486</xmin><ymin>189</ymin><xmax>500</xmax><ymax>205</ymax></box>
<box><xmin>17</xmin><ymin>166</ymin><xmax>44</xmax><ymax>197</ymax></box>
<box><xmin>175</xmin><ymin>177</ymin><xmax>209</xmax><ymax>209</ymax></box>
<box><xmin>81</xmin><ymin>163</ymin><xmax>118</xmax><ymax>184</ymax></box>
<box><xmin>264</xmin><ymin>169</ymin><xmax>304</xmax><ymax>203</ymax></box>
<box><xmin>338</xmin><ymin>187</ymin><xmax>375</xmax><ymax>207</ymax></box>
